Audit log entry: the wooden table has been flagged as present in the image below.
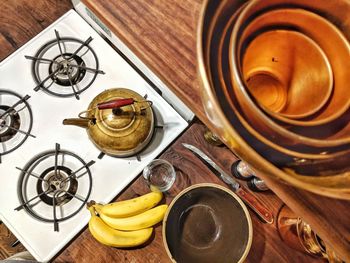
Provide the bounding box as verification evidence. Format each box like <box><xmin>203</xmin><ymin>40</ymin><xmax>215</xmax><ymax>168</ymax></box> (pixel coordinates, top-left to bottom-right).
<box><xmin>81</xmin><ymin>0</ymin><xmax>350</xmax><ymax>261</ymax></box>
<box><xmin>55</xmin><ymin>122</ymin><xmax>319</xmax><ymax>263</ymax></box>
<box><xmin>0</xmin><ymin>0</ymin><xmax>346</xmax><ymax>262</ymax></box>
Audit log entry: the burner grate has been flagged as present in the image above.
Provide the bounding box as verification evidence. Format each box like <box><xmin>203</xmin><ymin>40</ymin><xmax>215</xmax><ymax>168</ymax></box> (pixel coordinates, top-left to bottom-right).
<box><xmin>0</xmin><ymin>90</ymin><xmax>35</xmax><ymax>162</ymax></box>
<box><xmin>25</xmin><ymin>30</ymin><xmax>105</xmax><ymax>100</ymax></box>
<box><xmin>15</xmin><ymin>143</ymin><xmax>95</xmax><ymax>232</ymax></box>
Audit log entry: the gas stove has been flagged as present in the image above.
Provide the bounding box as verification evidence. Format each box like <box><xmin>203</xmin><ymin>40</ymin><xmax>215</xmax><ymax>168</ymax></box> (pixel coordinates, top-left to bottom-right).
<box><xmin>0</xmin><ymin>9</ymin><xmax>192</xmax><ymax>262</ymax></box>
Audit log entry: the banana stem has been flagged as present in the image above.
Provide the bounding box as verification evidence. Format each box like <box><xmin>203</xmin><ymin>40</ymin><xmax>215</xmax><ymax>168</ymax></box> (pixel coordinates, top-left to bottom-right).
<box><xmin>88</xmin><ymin>206</ymin><xmax>96</xmax><ymax>217</ymax></box>
<box><xmin>93</xmin><ymin>204</ymin><xmax>103</xmax><ymax>215</ymax></box>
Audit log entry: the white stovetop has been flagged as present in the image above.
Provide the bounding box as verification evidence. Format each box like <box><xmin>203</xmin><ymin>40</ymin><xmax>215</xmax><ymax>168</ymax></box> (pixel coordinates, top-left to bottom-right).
<box><xmin>0</xmin><ymin>10</ymin><xmax>188</xmax><ymax>262</ymax></box>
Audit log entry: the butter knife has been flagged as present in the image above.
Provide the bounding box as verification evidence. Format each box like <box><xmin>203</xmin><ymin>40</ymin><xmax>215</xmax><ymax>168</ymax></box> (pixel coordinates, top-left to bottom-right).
<box><xmin>183</xmin><ymin>143</ymin><xmax>274</xmax><ymax>224</ymax></box>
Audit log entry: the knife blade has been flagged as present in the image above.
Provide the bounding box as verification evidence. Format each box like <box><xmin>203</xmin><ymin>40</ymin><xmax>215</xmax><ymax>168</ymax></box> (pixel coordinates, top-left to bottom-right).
<box><xmin>183</xmin><ymin>143</ymin><xmax>274</xmax><ymax>224</ymax></box>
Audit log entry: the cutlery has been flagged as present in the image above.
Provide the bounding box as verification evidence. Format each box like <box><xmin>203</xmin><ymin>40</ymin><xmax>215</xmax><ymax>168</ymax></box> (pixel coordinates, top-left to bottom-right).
<box><xmin>182</xmin><ymin>143</ymin><xmax>274</xmax><ymax>224</ymax></box>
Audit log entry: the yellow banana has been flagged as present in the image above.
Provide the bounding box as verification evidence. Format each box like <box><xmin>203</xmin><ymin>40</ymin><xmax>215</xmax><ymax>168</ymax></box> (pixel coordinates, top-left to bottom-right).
<box><xmin>99</xmin><ymin>204</ymin><xmax>168</xmax><ymax>231</ymax></box>
<box><xmin>94</xmin><ymin>191</ymin><xmax>163</xmax><ymax>218</ymax></box>
<box><xmin>87</xmin><ymin>206</ymin><xmax>153</xmax><ymax>247</ymax></box>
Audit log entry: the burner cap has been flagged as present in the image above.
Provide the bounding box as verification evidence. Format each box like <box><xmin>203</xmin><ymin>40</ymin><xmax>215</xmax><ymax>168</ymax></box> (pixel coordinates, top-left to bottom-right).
<box><xmin>37</xmin><ymin>166</ymin><xmax>78</xmax><ymax>206</ymax></box>
<box><xmin>0</xmin><ymin>90</ymin><xmax>33</xmax><ymax>157</ymax></box>
<box><xmin>0</xmin><ymin>106</ymin><xmax>20</xmax><ymax>141</ymax></box>
<box><xmin>49</xmin><ymin>53</ymin><xmax>86</xmax><ymax>86</ymax></box>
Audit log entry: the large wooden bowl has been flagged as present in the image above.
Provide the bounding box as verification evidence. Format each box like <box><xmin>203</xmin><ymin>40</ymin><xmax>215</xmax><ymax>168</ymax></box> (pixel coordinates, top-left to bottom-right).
<box><xmin>197</xmin><ymin>0</ymin><xmax>350</xmax><ymax>199</ymax></box>
<box><xmin>204</xmin><ymin>0</ymin><xmax>350</xmax><ymax>156</ymax></box>
<box><xmin>205</xmin><ymin>0</ymin><xmax>350</xmax><ymax>172</ymax></box>
<box><xmin>238</xmin><ymin>8</ymin><xmax>350</xmax><ymax>127</ymax></box>
<box><xmin>242</xmin><ymin>29</ymin><xmax>333</xmax><ymax>119</ymax></box>
<box><xmin>211</xmin><ymin>3</ymin><xmax>350</xmax><ymax>175</ymax></box>
<box><xmin>229</xmin><ymin>3</ymin><xmax>350</xmax><ymax>148</ymax></box>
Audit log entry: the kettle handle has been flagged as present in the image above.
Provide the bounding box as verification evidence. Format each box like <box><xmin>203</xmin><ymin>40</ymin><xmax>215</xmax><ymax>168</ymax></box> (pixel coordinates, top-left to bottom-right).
<box><xmin>97</xmin><ymin>98</ymin><xmax>134</xmax><ymax>110</ymax></box>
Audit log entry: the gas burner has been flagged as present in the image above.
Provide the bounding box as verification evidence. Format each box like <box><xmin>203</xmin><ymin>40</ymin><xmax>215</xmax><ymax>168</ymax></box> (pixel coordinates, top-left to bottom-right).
<box><xmin>0</xmin><ymin>105</ymin><xmax>21</xmax><ymax>140</ymax></box>
<box><xmin>0</xmin><ymin>90</ymin><xmax>35</xmax><ymax>162</ymax></box>
<box><xmin>25</xmin><ymin>30</ymin><xmax>105</xmax><ymax>100</ymax></box>
<box><xmin>15</xmin><ymin>143</ymin><xmax>95</xmax><ymax>232</ymax></box>
<box><xmin>49</xmin><ymin>53</ymin><xmax>86</xmax><ymax>87</ymax></box>
<box><xmin>36</xmin><ymin>166</ymin><xmax>78</xmax><ymax>206</ymax></box>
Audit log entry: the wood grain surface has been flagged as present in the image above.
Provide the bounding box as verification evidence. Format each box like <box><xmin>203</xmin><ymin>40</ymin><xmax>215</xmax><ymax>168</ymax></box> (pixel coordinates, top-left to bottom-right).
<box><xmin>0</xmin><ymin>0</ymin><xmax>72</xmax><ymax>60</ymax></box>
<box><xmin>0</xmin><ymin>0</ymin><xmax>344</xmax><ymax>262</ymax></box>
<box><xmin>83</xmin><ymin>0</ymin><xmax>205</xmax><ymax>120</ymax></box>
<box><xmin>55</xmin><ymin>122</ymin><xmax>320</xmax><ymax>263</ymax></box>
<box><xmin>0</xmin><ymin>222</ymin><xmax>25</xmax><ymax>260</ymax></box>
<box><xmin>82</xmin><ymin>0</ymin><xmax>350</xmax><ymax>260</ymax></box>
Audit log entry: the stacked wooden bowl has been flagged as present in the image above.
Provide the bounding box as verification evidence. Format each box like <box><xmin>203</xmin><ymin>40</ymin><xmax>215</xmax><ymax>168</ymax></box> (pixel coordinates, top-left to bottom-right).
<box><xmin>197</xmin><ymin>0</ymin><xmax>350</xmax><ymax>199</ymax></box>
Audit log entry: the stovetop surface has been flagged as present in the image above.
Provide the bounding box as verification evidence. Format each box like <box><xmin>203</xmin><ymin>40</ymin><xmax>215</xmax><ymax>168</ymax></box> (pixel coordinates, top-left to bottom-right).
<box><xmin>0</xmin><ymin>10</ymin><xmax>187</xmax><ymax>262</ymax></box>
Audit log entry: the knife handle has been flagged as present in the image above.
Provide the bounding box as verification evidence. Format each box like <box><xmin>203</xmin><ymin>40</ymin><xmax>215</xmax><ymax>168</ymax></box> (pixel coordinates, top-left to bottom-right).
<box><xmin>236</xmin><ymin>186</ymin><xmax>274</xmax><ymax>224</ymax></box>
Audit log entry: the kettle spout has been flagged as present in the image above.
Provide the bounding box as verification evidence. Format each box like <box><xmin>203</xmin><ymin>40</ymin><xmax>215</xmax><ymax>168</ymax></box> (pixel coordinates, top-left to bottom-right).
<box><xmin>62</xmin><ymin>118</ymin><xmax>90</xmax><ymax>128</ymax></box>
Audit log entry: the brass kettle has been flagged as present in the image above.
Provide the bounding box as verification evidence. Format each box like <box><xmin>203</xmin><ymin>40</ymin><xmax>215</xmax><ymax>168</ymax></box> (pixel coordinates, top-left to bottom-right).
<box><xmin>63</xmin><ymin>88</ymin><xmax>154</xmax><ymax>157</ymax></box>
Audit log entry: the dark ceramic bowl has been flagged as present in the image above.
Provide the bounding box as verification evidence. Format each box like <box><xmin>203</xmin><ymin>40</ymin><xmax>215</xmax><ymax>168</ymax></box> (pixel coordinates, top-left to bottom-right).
<box><xmin>162</xmin><ymin>183</ymin><xmax>252</xmax><ymax>263</ymax></box>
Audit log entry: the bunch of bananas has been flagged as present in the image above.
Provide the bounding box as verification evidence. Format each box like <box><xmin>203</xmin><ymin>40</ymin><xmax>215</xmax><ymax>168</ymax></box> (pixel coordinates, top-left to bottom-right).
<box><xmin>87</xmin><ymin>191</ymin><xmax>167</xmax><ymax>248</ymax></box>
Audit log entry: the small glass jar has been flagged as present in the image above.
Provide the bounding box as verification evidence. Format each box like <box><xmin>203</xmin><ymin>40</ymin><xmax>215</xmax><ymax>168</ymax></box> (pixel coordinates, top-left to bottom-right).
<box><xmin>143</xmin><ymin>159</ymin><xmax>176</xmax><ymax>192</ymax></box>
